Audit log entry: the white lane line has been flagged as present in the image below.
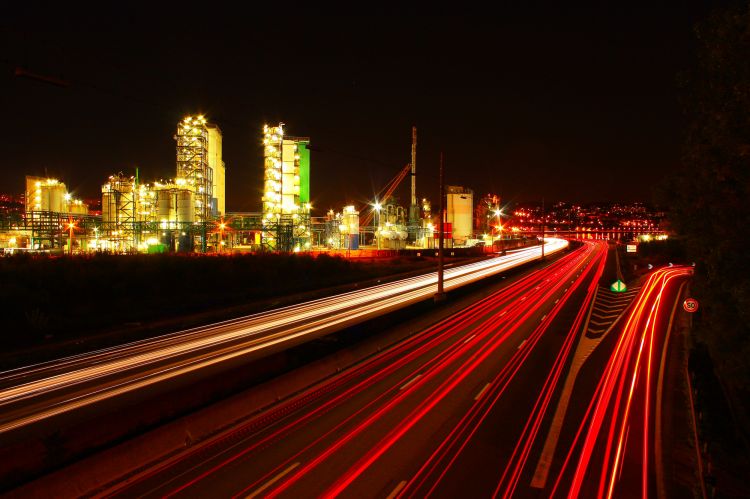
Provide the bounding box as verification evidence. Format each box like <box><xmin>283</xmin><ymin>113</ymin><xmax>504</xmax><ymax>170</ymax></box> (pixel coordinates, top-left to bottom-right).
<box><xmin>463</xmin><ymin>334</ymin><xmax>476</xmax><ymax>344</ymax></box>
<box><xmin>387</xmin><ymin>480</ymin><xmax>408</xmax><ymax>499</ymax></box>
<box><xmin>517</xmin><ymin>339</ymin><xmax>527</xmax><ymax>350</ymax></box>
<box><xmin>400</xmin><ymin>374</ymin><xmax>422</xmax><ymax>391</ymax></box>
<box><xmin>500</xmin><ymin>310</ymin><xmax>507</xmax><ymax>316</ymax></box>
<box><xmin>246</xmin><ymin>461</ymin><xmax>300</xmax><ymax>498</ymax></box>
<box><xmin>554</xmin><ymin>299</ymin><xmax>559</xmax><ymax>304</ymax></box>
<box><xmin>475</xmin><ymin>382</ymin><xmax>492</xmax><ymax>401</ymax></box>
<box><xmin>541</xmin><ymin>315</ymin><xmax>547</xmax><ymax>322</ymax></box>
<box><xmin>521</xmin><ymin>296</ymin><xmax>527</xmax><ymax>301</ymax></box>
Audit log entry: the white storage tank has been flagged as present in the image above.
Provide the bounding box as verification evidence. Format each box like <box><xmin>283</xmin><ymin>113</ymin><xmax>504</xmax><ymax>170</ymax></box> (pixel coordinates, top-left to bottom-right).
<box><xmin>155</xmin><ymin>188</ymin><xmax>173</xmax><ymax>219</ymax></box>
<box><xmin>176</xmin><ymin>189</ymin><xmax>194</xmax><ymax>223</ymax></box>
<box><xmin>342</xmin><ymin>205</ymin><xmax>359</xmax><ymax>234</ymax></box>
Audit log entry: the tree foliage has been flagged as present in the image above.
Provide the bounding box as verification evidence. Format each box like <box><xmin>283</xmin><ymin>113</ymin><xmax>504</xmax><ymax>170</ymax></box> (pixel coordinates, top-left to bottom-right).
<box><xmin>663</xmin><ymin>3</ymin><xmax>750</xmax><ymax>430</ymax></box>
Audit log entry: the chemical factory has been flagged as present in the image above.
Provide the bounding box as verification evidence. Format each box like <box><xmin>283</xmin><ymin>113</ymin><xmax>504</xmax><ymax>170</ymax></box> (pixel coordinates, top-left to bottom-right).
<box><xmin>0</xmin><ymin>118</ymin><xmax>509</xmax><ymax>255</ymax></box>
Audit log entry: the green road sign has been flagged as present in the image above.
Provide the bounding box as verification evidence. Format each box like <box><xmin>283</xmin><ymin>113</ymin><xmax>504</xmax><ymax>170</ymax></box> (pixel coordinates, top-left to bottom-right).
<box><xmin>610</xmin><ymin>280</ymin><xmax>627</xmax><ymax>293</ymax></box>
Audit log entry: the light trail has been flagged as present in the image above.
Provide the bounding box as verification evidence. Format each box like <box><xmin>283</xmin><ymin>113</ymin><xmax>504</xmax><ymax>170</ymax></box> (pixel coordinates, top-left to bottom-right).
<box><xmin>250</xmin><ymin>242</ymin><xmax>592</xmax><ymax>498</ymax></box>
<box><xmin>0</xmin><ymin>240</ymin><xmax>568</xmax><ymax>434</ymax></box>
<box><xmin>492</xmin><ymin>241</ymin><xmax>608</xmax><ymax>498</ymax></box>
<box><xmin>548</xmin><ymin>265</ymin><xmax>692</xmax><ymax>498</ymax></box>
<box><xmin>397</xmin><ymin>241</ymin><xmax>605</xmax><ymax>498</ymax></box>
<box><xmin>105</xmin><ymin>241</ymin><xmax>577</xmax><ymax>497</ymax></box>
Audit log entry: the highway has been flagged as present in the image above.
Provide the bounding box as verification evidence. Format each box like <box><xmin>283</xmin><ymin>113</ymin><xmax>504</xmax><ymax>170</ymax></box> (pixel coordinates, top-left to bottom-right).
<box><xmin>0</xmin><ymin>239</ymin><xmax>567</xmax><ymax>436</ymax></box>
<box><xmin>541</xmin><ymin>265</ymin><xmax>694</xmax><ymax>498</ymax></box>
<box><xmin>102</xmin><ymin>240</ymin><xmax>604</xmax><ymax>498</ymax></box>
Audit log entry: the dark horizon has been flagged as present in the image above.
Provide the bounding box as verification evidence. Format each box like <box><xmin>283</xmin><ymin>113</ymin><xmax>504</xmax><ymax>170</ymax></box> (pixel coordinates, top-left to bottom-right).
<box><xmin>1</xmin><ymin>5</ymin><xmax>722</xmax><ymax>213</ymax></box>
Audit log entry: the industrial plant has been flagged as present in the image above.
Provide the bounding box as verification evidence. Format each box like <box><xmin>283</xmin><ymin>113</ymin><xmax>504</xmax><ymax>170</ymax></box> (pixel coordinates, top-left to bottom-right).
<box><xmin>0</xmin><ymin>118</ymin><xmax>510</xmax><ymax>255</ymax></box>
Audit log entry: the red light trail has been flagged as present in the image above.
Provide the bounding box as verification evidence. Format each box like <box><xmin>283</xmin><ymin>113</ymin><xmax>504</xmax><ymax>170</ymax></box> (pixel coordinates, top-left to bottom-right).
<box><xmin>101</xmin><ymin>243</ymin><xmax>691</xmax><ymax>499</ymax></box>
<box><xmin>127</xmin><ymin>242</ymin><xmax>595</xmax><ymax>498</ymax></box>
<box><xmin>549</xmin><ymin>265</ymin><xmax>692</xmax><ymax>498</ymax></box>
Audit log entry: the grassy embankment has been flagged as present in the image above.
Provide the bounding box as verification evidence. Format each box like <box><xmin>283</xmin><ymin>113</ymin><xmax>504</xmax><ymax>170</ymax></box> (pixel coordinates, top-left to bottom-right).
<box><xmin>0</xmin><ymin>253</ymin><xmax>441</xmax><ymax>351</ymax></box>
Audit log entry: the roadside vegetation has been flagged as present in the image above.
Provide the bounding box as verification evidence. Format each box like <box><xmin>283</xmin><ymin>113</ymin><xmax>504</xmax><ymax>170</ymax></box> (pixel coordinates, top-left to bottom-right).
<box><xmin>659</xmin><ymin>3</ymin><xmax>750</xmax><ymax>493</ymax></box>
<box><xmin>0</xmin><ymin>253</ymin><xmax>439</xmax><ymax>349</ymax></box>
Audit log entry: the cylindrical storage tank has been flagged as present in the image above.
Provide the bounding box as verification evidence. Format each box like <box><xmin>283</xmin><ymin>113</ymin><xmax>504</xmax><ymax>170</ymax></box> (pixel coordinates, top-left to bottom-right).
<box><xmin>176</xmin><ymin>189</ymin><xmax>194</xmax><ymax>223</ymax></box>
<box><xmin>48</xmin><ymin>186</ymin><xmax>64</xmax><ymax>213</ymax></box>
<box><xmin>156</xmin><ymin>189</ymin><xmax>173</xmax><ymax>219</ymax></box>
<box><xmin>380</xmin><ymin>229</ymin><xmax>394</xmax><ymax>240</ymax></box>
<box><xmin>342</xmin><ymin>205</ymin><xmax>359</xmax><ymax>235</ymax></box>
<box><xmin>446</xmin><ymin>186</ymin><xmax>473</xmax><ymax>245</ymax></box>
<box><xmin>69</xmin><ymin>203</ymin><xmax>88</xmax><ymax>215</ymax></box>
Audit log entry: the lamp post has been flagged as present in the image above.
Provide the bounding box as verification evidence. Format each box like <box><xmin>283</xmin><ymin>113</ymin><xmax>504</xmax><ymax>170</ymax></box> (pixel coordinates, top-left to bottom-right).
<box><xmin>494</xmin><ymin>208</ymin><xmax>504</xmax><ymax>255</ymax></box>
<box><xmin>218</xmin><ymin>220</ymin><xmax>226</xmax><ymax>252</ymax></box>
<box><xmin>374</xmin><ymin>201</ymin><xmax>382</xmax><ymax>250</ymax></box>
<box><xmin>66</xmin><ymin>218</ymin><xmax>76</xmax><ymax>255</ymax></box>
<box><xmin>435</xmin><ymin>152</ymin><xmax>446</xmax><ymax>303</ymax></box>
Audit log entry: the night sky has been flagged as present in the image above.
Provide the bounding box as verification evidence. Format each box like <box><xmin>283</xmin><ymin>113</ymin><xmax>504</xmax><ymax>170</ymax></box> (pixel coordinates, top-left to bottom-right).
<box><xmin>1</xmin><ymin>5</ymin><xmax>721</xmax><ymax>213</ymax></box>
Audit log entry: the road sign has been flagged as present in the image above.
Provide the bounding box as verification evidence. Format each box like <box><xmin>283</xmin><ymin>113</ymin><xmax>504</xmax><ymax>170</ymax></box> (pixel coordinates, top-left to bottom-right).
<box><xmin>647</xmin><ymin>264</ymin><xmax>653</xmax><ymax>270</ymax></box>
<box><xmin>683</xmin><ymin>298</ymin><xmax>699</xmax><ymax>313</ymax></box>
<box><xmin>610</xmin><ymin>280</ymin><xmax>627</xmax><ymax>293</ymax></box>
<box><xmin>626</xmin><ymin>244</ymin><xmax>637</xmax><ymax>253</ymax></box>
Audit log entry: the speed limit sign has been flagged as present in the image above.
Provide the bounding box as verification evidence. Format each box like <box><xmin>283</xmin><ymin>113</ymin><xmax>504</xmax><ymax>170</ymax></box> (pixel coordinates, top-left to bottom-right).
<box><xmin>683</xmin><ymin>298</ymin><xmax>699</xmax><ymax>313</ymax></box>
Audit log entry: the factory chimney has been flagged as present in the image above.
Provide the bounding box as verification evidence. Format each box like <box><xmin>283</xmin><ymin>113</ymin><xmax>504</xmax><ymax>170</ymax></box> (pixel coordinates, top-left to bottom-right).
<box><xmin>408</xmin><ymin>126</ymin><xmax>419</xmax><ymax>237</ymax></box>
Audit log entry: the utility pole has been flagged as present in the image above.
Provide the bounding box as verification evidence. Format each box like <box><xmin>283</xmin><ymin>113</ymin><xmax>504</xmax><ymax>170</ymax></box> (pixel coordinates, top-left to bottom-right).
<box><xmin>541</xmin><ymin>197</ymin><xmax>545</xmax><ymax>260</ymax></box>
<box><xmin>67</xmin><ymin>218</ymin><xmax>75</xmax><ymax>256</ymax></box>
<box><xmin>435</xmin><ymin>152</ymin><xmax>446</xmax><ymax>303</ymax></box>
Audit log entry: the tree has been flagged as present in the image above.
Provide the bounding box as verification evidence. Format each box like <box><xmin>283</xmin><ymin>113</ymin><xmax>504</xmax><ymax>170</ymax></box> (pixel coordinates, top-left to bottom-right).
<box><xmin>663</xmin><ymin>2</ymin><xmax>750</xmax><ymax>441</ymax></box>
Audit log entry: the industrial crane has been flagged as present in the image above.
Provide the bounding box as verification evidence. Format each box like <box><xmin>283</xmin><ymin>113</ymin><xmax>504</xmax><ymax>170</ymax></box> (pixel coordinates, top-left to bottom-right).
<box><xmin>360</xmin><ymin>163</ymin><xmax>411</xmax><ymax>228</ymax></box>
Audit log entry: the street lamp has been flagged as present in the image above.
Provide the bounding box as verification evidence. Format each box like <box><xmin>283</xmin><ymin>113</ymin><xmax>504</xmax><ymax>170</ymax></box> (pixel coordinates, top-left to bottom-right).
<box><xmin>494</xmin><ymin>208</ymin><xmax>505</xmax><ymax>255</ymax></box>
<box><xmin>66</xmin><ymin>218</ymin><xmax>77</xmax><ymax>255</ymax></box>
<box><xmin>373</xmin><ymin>201</ymin><xmax>382</xmax><ymax>249</ymax></box>
<box><xmin>218</xmin><ymin>221</ymin><xmax>226</xmax><ymax>252</ymax></box>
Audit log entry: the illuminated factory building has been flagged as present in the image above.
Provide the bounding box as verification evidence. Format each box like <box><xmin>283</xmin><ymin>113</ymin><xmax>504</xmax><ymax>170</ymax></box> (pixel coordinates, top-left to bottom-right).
<box><xmin>175</xmin><ymin>115</ymin><xmax>225</xmax><ymax>221</ymax></box>
<box><xmin>262</xmin><ymin>123</ymin><xmax>311</xmax><ymax>251</ymax></box>
<box><xmin>25</xmin><ymin>176</ymin><xmax>88</xmax><ymax>216</ymax></box>
<box><xmin>3</xmin><ymin>117</ymin><xmax>632</xmax><ymax>255</ymax></box>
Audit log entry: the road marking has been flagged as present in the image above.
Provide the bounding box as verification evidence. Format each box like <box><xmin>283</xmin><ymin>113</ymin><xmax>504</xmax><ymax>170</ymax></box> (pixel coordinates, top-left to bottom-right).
<box><xmin>246</xmin><ymin>462</ymin><xmax>300</xmax><ymax>498</ymax></box>
<box><xmin>655</xmin><ymin>281</ymin><xmax>688</xmax><ymax>499</ymax></box>
<box><xmin>541</xmin><ymin>315</ymin><xmax>547</xmax><ymax>322</ymax></box>
<box><xmin>564</xmin><ymin>288</ymin><xmax>568</xmax><ymax>292</ymax></box>
<box><xmin>517</xmin><ymin>339</ymin><xmax>527</xmax><ymax>350</ymax></box>
<box><xmin>521</xmin><ymin>296</ymin><xmax>527</xmax><ymax>301</ymax></box>
<box><xmin>475</xmin><ymin>382</ymin><xmax>492</xmax><ymax>400</ymax></box>
<box><xmin>532</xmin><ymin>285</ymin><xmax>601</xmax><ymax>489</ymax></box>
<box><xmin>400</xmin><ymin>374</ymin><xmax>422</xmax><ymax>391</ymax></box>
<box><xmin>500</xmin><ymin>310</ymin><xmax>507</xmax><ymax>316</ymax></box>
<box><xmin>554</xmin><ymin>299</ymin><xmax>559</xmax><ymax>304</ymax></box>
<box><xmin>463</xmin><ymin>334</ymin><xmax>476</xmax><ymax>344</ymax></box>
<box><xmin>387</xmin><ymin>480</ymin><xmax>408</xmax><ymax>499</ymax></box>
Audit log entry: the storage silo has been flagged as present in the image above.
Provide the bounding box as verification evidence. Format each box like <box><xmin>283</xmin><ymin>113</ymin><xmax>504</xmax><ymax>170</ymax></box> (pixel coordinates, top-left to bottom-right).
<box><xmin>342</xmin><ymin>205</ymin><xmax>359</xmax><ymax>249</ymax></box>
<box><xmin>155</xmin><ymin>188</ymin><xmax>173</xmax><ymax>220</ymax></box>
<box><xmin>176</xmin><ymin>189</ymin><xmax>194</xmax><ymax>223</ymax></box>
<box><xmin>446</xmin><ymin>185</ymin><xmax>473</xmax><ymax>245</ymax></box>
